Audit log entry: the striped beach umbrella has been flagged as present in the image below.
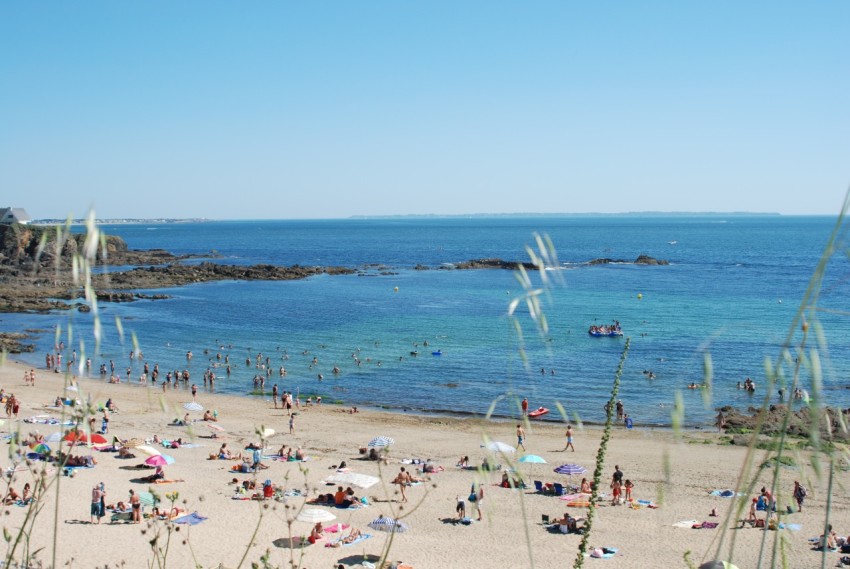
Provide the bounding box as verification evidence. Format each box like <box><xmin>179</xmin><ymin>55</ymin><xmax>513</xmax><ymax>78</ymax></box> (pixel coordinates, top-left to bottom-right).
<box><xmin>554</xmin><ymin>464</ymin><xmax>586</xmax><ymax>476</ymax></box>
<box><xmin>368</xmin><ymin>516</ymin><xmax>409</xmax><ymax>533</ymax></box>
<box><xmin>367</xmin><ymin>436</ymin><xmax>394</xmax><ymax>448</ymax></box>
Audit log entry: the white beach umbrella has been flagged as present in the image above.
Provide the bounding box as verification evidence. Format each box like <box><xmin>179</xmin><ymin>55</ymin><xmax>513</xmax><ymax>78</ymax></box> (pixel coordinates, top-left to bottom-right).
<box><xmin>484</xmin><ymin>441</ymin><xmax>516</xmax><ymax>454</ymax></box>
<box><xmin>183</xmin><ymin>402</ymin><xmax>203</xmax><ymax>412</ymax></box>
<box><xmin>260</xmin><ymin>427</ymin><xmax>275</xmax><ymax>438</ymax></box>
<box><xmin>326</xmin><ymin>472</ymin><xmax>380</xmax><ymax>490</ymax></box>
<box><xmin>367</xmin><ymin>436</ymin><xmax>394</xmax><ymax>448</ymax></box>
<box><xmin>135</xmin><ymin>445</ymin><xmax>162</xmax><ymax>457</ymax></box>
<box><xmin>296</xmin><ymin>508</ymin><xmax>337</xmax><ymax>524</ymax></box>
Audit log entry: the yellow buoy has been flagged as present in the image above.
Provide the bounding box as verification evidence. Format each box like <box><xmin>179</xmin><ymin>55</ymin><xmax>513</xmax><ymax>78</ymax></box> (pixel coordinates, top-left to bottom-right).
<box><xmin>394</xmin><ymin>286</ymin><xmax>399</xmax><ymax>293</ymax></box>
<box><xmin>637</xmin><ymin>293</ymin><xmax>643</xmax><ymax>300</ymax></box>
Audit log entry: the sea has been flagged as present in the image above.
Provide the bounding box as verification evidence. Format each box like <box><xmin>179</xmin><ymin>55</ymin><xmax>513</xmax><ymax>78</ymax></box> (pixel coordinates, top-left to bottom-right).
<box><xmin>2</xmin><ymin>215</ymin><xmax>850</xmax><ymax>428</ymax></box>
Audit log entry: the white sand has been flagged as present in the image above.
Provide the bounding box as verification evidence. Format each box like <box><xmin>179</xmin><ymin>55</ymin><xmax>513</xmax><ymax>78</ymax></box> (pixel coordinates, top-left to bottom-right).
<box><xmin>0</xmin><ymin>358</ymin><xmax>844</xmax><ymax>568</ymax></box>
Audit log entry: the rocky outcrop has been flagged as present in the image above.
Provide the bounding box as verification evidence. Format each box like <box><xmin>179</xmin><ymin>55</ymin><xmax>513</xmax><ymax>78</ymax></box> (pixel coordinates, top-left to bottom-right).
<box><xmin>446</xmin><ymin>258</ymin><xmax>538</xmax><ymax>270</ymax></box>
<box><xmin>588</xmin><ymin>255</ymin><xmax>669</xmax><ymax>266</ymax></box>
<box><xmin>719</xmin><ymin>404</ymin><xmax>850</xmax><ymax>442</ymax></box>
<box><xmin>0</xmin><ymin>223</ymin><xmax>187</xmax><ymax>269</ymax></box>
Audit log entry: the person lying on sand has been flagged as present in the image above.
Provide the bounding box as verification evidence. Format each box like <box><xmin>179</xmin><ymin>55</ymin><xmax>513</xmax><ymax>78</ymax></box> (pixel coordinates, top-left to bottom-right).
<box><xmin>210</xmin><ymin>443</ymin><xmax>241</xmax><ymax>460</ymax></box>
<box><xmin>327</xmin><ymin>527</ymin><xmax>363</xmax><ymax>547</ymax></box>
<box><xmin>152</xmin><ymin>506</ymin><xmax>186</xmax><ymax>520</ymax></box>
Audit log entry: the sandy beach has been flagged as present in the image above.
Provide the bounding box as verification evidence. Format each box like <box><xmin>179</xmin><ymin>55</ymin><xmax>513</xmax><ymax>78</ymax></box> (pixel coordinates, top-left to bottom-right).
<box><xmin>0</xmin><ymin>358</ymin><xmax>844</xmax><ymax>569</ymax></box>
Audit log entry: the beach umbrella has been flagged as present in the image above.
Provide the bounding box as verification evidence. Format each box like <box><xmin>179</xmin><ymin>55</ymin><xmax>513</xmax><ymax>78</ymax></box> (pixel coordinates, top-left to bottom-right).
<box><xmin>65</xmin><ymin>385</ymin><xmax>78</xmax><ymax>392</ymax></box>
<box><xmin>484</xmin><ymin>441</ymin><xmax>515</xmax><ymax>454</ymax></box>
<box><xmin>260</xmin><ymin>427</ymin><xmax>275</xmax><ymax>438</ymax></box>
<box><xmin>183</xmin><ymin>402</ymin><xmax>203</xmax><ymax>412</ymax></box>
<box><xmin>326</xmin><ymin>472</ymin><xmax>380</xmax><ymax>490</ymax></box>
<box><xmin>553</xmin><ymin>464</ymin><xmax>586</xmax><ymax>476</ymax></box>
<box><xmin>519</xmin><ymin>454</ymin><xmax>547</xmax><ymax>464</ymax></box>
<box><xmin>63</xmin><ymin>431</ymin><xmax>87</xmax><ymax>443</ymax></box>
<box><xmin>367</xmin><ymin>436</ymin><xmax>394</xmax><ymax>448</ymax></box>
<box><xmin>519</xmin><ymin>454</ymin><xmax>546</xmax><ymax>475</ymax></box>
<box><xmin>206</xmin><ymin>423</ymin><xmax>225</xmax><ymax>432</ymax></box>
<box><xmin>554</xmin><ymin>463</ymin><xmax>587</xmax><ymax>485</ymax></box>
<box><xmin>137</xmin><ymin>491</ymin><xmax>158</xmax><ymax>507</ymax></box>
<box><xmin>135</xmin><ymin>445</ymin><xmax>162</xmax><ymax>457</ymax></box>
<box><xmin>145</xmin><ymin>454</ymin><xmax>175</xmax><ymax>466</ymax></box>
<box><xmin>122</xmin><ymin>438</ymin><xmax>145</xmax><ymax>449</ymax></box>
<box><xmin>30</xmin><ymin>443</ymin><xmax>50</xmax><ymax>455</ymax></box>
<box><xmin>296</xmin><ymin>508</ymin><xmax>337</xmax><ymax>524</ymax></box>
<box><xmin>368</xmin><ymin>516</ymin><xmax>409</xmax><ymax>533</ymax></box>
<box><xmin>89</xmin><ymin>433</ymin><xmax>108</xmax><ymax>445</ymax></box>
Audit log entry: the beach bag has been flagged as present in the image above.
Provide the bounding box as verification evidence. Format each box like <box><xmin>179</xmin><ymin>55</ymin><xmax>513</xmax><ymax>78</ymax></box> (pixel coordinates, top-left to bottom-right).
<box><xmin>754</xmin><ymin>519</ymin><xmax>765</xmax><ymax>528</ymax></box>
<box><xmin>841</xmin><ymin>556</ymin><xmax>850</xmax><ymax>565</ymax></box>
<box><xmin>468</xmin><ymin>492</ymin><xmax>477</xmax><ymax>503</ymax></box>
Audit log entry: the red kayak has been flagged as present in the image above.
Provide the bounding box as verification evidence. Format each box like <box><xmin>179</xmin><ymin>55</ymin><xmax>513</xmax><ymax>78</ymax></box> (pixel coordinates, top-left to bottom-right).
<box><xmin>528</xmin><ymin>407</ymin><xmax>549</xmax><ymax>418</ymax></box>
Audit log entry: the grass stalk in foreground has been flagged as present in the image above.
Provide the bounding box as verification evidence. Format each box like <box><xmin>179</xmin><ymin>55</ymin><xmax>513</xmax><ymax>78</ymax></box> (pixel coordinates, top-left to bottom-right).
<box><xmin>573</xmin><ymin>338</ymin><xmax>629</xmax><ymax>569</ymax></box>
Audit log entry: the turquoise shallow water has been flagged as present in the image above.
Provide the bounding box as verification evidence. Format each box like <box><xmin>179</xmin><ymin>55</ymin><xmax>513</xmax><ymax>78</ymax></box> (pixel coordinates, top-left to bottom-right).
<box><xmin>2</xmin><ymin>215</ymin><xmax>849</xmax><ymax>426</ymax></box>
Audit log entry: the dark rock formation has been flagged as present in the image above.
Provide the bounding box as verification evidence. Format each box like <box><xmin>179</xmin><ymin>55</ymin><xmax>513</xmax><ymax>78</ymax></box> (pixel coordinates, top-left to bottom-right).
<box><xmin>719</xmin><ymin>404</ymin><xmax>850</xmax><ymax>442</ymax></box>
<box><xmin>588</xmin><ymin>255</ymin><xmax>669</xmax><ymax>266</ymax></box>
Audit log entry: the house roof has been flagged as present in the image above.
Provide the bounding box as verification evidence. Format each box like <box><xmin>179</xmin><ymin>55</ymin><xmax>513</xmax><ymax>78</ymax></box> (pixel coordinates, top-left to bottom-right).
<box><xmin>0</xmin><ymin>208</ymin><xmax>31</xmax><ymax>223</ymax></box>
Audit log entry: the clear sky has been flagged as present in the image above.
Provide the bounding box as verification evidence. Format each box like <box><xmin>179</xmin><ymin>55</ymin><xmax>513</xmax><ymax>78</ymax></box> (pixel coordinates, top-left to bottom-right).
<box><xmin>1</xmin><ymin>2</ymin><xmax>848</xmax><ymax>219</ymax></box>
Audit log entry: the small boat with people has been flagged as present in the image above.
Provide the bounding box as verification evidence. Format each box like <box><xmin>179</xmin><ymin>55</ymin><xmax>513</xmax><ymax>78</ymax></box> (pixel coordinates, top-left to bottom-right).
<box><xmin>588</xmin><ymin>321</ymin><xmax>623</xmax><ymax>337</ymax></box>
<box><xmin>528</xmin><ymin>407</ymin><xmax>549</xmax><ymax>418</ymax></box>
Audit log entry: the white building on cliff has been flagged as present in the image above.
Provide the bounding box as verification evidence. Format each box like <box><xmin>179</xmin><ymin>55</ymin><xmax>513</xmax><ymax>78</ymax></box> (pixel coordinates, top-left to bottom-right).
<box><xmin>0</xmin><ymin>208</ymin><xmax>31</xmax><ymax>225</ymax></box>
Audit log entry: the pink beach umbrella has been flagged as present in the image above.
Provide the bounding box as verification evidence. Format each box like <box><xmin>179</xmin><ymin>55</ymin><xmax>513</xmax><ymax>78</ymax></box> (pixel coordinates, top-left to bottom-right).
<box><xmin>144</xmin><ymin>454</ymin><xmax>175</xmax><ymax>466</ymax></box>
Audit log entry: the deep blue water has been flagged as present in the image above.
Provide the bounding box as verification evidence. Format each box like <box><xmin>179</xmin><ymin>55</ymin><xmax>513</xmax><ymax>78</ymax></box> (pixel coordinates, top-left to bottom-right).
<box><xmin>3</xmin><ymin>215</ymin><xmax>850</xmax><ymax>427</ymax></box>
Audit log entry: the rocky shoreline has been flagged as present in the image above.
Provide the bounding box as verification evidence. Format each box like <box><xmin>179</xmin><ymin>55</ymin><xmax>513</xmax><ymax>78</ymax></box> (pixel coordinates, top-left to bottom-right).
<box><xmin>0</xmin><ymin>223</ymin><xmax>670</xmax><ymax>349</ymax></box>
<box><xmin>719</xmin><ymin>403</ymin><xmax>850</xmax><ymax>442</ymax></box>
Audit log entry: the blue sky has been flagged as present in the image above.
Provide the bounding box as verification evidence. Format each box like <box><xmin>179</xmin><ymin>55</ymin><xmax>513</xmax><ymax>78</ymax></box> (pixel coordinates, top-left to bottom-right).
<box><xmin>1</xmin><ymin>2</ymin><xmax>848</xmax><ymax>219</ymax></box>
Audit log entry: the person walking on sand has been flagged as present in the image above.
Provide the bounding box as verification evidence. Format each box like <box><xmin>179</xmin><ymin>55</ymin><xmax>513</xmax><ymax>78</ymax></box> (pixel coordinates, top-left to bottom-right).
<box><xmin>272</xmin><ymin>384</ymin><xmax>279</xmax><ymax>409</ymax></box>
<box><xmin>516</xmin><ymin>424</ymin><xmax>526</xmax><ymax>451</ymax></box>
<box><xmin>289</xmin><ymin>413</ymin><xmax>294</xmax><ymax>435</ymax></box>
<box><xmin>563</xmin><ymin>425</ymin><xmax>575</xmax><ymax>452</ymax></box>
<box><xmin>473</xmin><ymin>483</ymin><xmax>484</xmax><ymax>521</ymax></box>
<box><xmin>191</xmin><ymin>384</ymin><xmax>198</xmax><ymax>401</ymax></box>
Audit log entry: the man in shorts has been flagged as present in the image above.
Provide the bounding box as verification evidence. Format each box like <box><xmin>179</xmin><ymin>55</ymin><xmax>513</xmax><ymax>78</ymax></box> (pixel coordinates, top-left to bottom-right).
<box><xmin>516</xmin><ymin>424</ymin><xmax>526</xmax><ymax>451</ymax></box>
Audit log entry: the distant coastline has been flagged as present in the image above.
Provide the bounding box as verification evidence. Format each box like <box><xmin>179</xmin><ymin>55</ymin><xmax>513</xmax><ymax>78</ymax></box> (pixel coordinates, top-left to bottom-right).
<box><xmin>26</xmin><ymin>212</ymin><xmax>792</xmax><ymax>225</ymax></box>
<box><xmin>348</xmin><ymin>211</ymin><xmax>784</xmax><ymax>219</ymax></box>
<box><xmin>32</xmin><ymin>218</ymin><xmax>211</xmax><ymax>225</ymax></box>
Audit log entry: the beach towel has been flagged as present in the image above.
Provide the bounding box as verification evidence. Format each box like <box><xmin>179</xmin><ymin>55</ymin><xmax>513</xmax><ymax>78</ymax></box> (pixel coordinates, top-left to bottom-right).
<box><xmin>673</xmin><ymin>520</ymin><xmax>699</xmax><ymax>528</ymax></box>
<box><xmin>324</xmin><ymin>523</ymin><xmax>350</xmax><ymax>533</ymax></box>
<box><xmin>566</xmin><ymin>501</ymin><xmax>591</xmax><ymax>508</ymax></box>
<box><xmin>588</xmin><ymin>547</ymin><xmax>618</xmax><ymax>559</ymax></box>
<box><xmin>778</xmin><ymin>523</ymin><xmax>802</xmax><ymax>532</ymax></box>
<box><xmin>692</xmin><ymin>522</ymin><xmax>718</xmax><ymax>529</ymax></box>
<box><xmin>152</xmin><ymin>479</ymin><xmax>184</xmax><ymax>484</ymax></box>
<box><xmin>341</xmin><ymin>533</ymin><xmax>372</xmax><ymax>546</ymax></box>
<box><xmin>709</xmin><ymin>489</ymin><xmax>738</xmax><ymax>498</ymax></box>
<box><xmin>171</xmin><ymin>512</ymin><xmax>207</xmax><ymax>525</ymax></box>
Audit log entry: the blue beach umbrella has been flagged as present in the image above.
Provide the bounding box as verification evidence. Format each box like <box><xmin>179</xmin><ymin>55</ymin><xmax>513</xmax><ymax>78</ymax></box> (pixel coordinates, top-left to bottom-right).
<box><xmin>519</xmin><ymin>454</ymin><xmax>546</xmax><ymax>464</ymax></box>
